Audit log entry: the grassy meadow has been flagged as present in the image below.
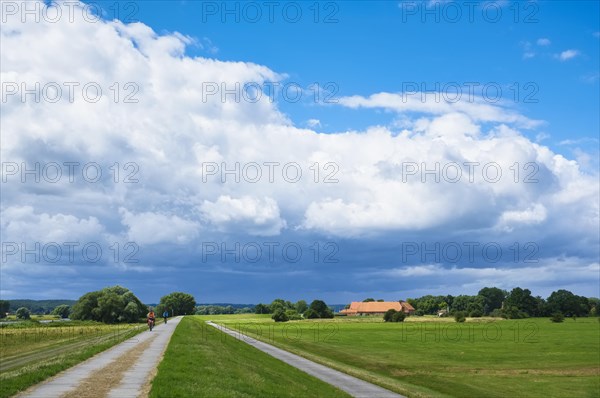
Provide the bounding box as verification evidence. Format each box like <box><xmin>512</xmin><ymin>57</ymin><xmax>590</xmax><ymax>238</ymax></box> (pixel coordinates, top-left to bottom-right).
<box><xmin>149</xmin><ymin>316</ymin><xmax>350</xmax><ymax>398</ymax></box>
<box><xmin>3</xmin><ymin>314</ymin><xmax>598</xmax><ymax>397</ymax></box>
<box><xmin>200</xmin><ymin>314</ymin><xmax>600</xmax><ymax>398</ymax></box>
<box><xmin>0</xmin><ymin>320</ymin><xmax>149</xmax><ymax>398</ymax></box>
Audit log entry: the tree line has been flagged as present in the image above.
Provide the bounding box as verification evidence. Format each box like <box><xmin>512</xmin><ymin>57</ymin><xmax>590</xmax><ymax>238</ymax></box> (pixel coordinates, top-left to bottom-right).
<box><xmin>407</xmin><ymin>287</ymin><xmax>598</xmax><ymax>318</ymax></box>
<box><xmin>1</xmin><ymin>286</ymin><xmax>196</xmax><ymax>324</ymax></box>
<box><xmin>4</xmin><ymin>286</ymin><xmax>596</xmax><ymax>323</ymax></box>
<box><xmin>0</xmin><ymin>300</ymin><xmax>72</xmax><ymax>320</ymax></box>
<box><xmin>195</xmin><ymin>305</ymin><xmax>254</xmax><ymax>315</ymax></box>
<box><xmin>254</xmin><ymin>299</ymin><xmax>334</xmax><ymax>322</ymax></box>
<box><xmin>0</xmin><ymin>299</ymin><xmax>75</xmax><ymax>317</ymax></box>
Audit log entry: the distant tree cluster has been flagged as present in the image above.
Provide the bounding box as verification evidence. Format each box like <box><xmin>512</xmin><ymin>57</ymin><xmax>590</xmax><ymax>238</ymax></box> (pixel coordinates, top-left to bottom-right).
<box><xmin>362</xmin><ymin>298</ymin><xmax>385</xmax><ymax>302</ymax></box>
<box><xmin>195</xmin><ymin>305</ymin><xmax>253</xmax><ymax>315</ymax></box>
<box><xmin>304</xmin><ymin>300</ymin><xmax>334</xmax><ymax>319</ymax></box>
<box><xmin>6</xmin><ymin>299</ymin><xmax>76</xmax><ymax>315</ymax></box>
<box><xmin>407</xmin><ymin>287</ymin><xmax>598</xmax><ymax>319</ymax></box>
<box><xmin>51</xmin><ymin>304</ymin><xmax>71</xmax><ymax>319</ymax></box>
<box><xmin>155</xmin><ymin>292</ymin><xmax>196</xmax><ymax>317</ymax></box>
<box><xmin>253</xmin><ymin>299</ymin><xmax>334</xmax><ymax>322</ymax></box>
<box><xmin>254</xmin><ymin>303</ymin><xmax>271</xmax><ymax>314</ymax></box>
<box><xmin>16</xmin><ymin>307</ymin><xmax>31</xmax><ymax>320</ymax></box>
<box><xmin>7</xmin><ymin>289</ymin><xmax>198</xmax><ymax>324</ymax></box>
<box><xmin>0</xmin><ymin>300</ymin><xmax>9</xmax><ymax>318</ymax></box>
<box><xmin>70</xmin><ymin>286</ymin><xmax>147</xmax><ymax>323</ymax></box>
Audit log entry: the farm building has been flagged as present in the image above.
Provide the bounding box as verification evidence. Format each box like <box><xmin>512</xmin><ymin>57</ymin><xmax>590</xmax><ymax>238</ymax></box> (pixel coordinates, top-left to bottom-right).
<box><xmin>339</xmin><ymin>301</ymin><xmax>415</xmax><ymax>316</ymax></box>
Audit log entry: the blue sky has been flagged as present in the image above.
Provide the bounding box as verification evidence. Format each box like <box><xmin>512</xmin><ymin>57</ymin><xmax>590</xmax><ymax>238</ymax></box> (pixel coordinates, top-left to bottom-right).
<box><xmin>128</xmin><ymin>1</ymin><xmax>600</xmax><ymax>154</ymax></box>
<box><xmin>1</xmin><ymin>1</ymin><xmax>599</xmax><ymax>304</ymax></box>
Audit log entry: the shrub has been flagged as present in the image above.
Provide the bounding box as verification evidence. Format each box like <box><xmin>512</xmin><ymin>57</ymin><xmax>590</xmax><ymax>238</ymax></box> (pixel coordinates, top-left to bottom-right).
<box><xmin>16</xmin><ymin>307</ymin><xmax>31</xmax><ymax>320</ymax></box>
<box><xmin>308</xmin><ymin>300</ymin><xmax>334</xmax><ymax>319</ymax></box>
<box><xmin>550</xmin><ymin>312</ymin><xmax>564</xmax><ymax>323</ymax></box>
<box><xmin>304</xmin><ymin>309</ymin><xmax>319</xmax><ymax>319</ymax></box>
<box><xmin>469</xmin><ymin>309</ymin><xmax>483</xmax><ymax>318</ymax></box>
<box><xmin>392</xmin><ymin>311</ymin><xmax>406</xmax><ymax>322</ymax></box>
<box><xmin>272</xmin><ymin>309</ymin><xmax>289</xmax><ymax>322</ymax></box>
<box><xmin>454</xmin><ymin>311</ymin><xmax>466</xmax><ymax>323</ymax></box>
<box><xmin>51</xmin><ymin>304</ymin><xmax>71</xmax><ymax>319</ymax></box>
<box><xmin>285</xmin><ymin>309</ymin><xmax>302</xmax><ymax>320</ymax></box>
<box><xmin>0</xmin><ymin>300</ymin><xmax>9</xmax><ymax>319</ymax></box>
<box><xmin>384</xmin><ymin>309</ymin><xmax>406</xmax><ymax>322</ymax></box>
<box><xmin>489</xmin><ymin>309</ymin><xmax>502</xmax><ymax>318</ymax></box>
<box><xmin>383</xmin><ymin>309</ymin><xmax>397</xmax><ymax>322</ymax></box>
<box><xmin>254</xmin><ymin>303</ymin><xmax>271</xmax><ymax>314</ymax></box>
<box><xmin>500</xmin><ymin>306</ymin><xmax>527</xmax><ymax>319</ymax></box>
<box><xmin>295</xmin><ymin>300</ymin><xmax>308</xmax><ymax>314</ymax></box>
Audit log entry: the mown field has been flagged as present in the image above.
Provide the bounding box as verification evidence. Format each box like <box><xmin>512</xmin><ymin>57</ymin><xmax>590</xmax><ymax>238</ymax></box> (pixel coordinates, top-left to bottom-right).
<box><xmin>0</xmin><ymin>320</ymin><xmax>150</xmax><ymax>398</ymax></box>
<box><xmin>149</xmin><ymin>316</ymin><xmax>350</xmax><ymax>398</ymax></box>
<box><xmin>202</xmin><ymin>314</ymin><xmax>600</xmax><ymax>398</ymax></box>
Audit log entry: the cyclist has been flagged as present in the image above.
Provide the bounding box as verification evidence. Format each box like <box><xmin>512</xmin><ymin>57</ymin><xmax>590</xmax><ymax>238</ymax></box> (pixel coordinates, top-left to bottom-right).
<box><xmin>163</xmin><ymin>310</ymin><xmax>169</xmax><ymax>324</ymax></box>
<box><xmin>147</xmin><ymin>309</ymin><xmax>155</xmax><ymax>330</ymax></box>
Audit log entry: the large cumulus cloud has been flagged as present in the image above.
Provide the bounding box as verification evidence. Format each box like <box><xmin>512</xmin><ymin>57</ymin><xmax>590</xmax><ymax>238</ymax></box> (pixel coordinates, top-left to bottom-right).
<box><xmin>1</xmin><ymin>1</ymin><xmax>598</xmax><ymax>301</ymax></box>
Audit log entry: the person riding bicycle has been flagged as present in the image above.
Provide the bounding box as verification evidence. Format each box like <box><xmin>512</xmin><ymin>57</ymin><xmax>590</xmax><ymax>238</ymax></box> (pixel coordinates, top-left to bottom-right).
<box><xmin>147</xmin><ymin>310</ymin><xmax>155</xmax><ymax>325</ymax></box>
<box><xmin>162</xmin><ymin>310</ymin><xmax>169</xmax><ymax>324</ymax></box>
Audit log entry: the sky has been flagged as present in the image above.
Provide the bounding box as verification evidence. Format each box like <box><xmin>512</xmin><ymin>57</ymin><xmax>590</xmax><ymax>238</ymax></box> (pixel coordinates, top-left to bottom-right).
<box><xmin>1</xmin><ymin>0</ymin><xmax>599</xmax><ymax>304</ymax></box>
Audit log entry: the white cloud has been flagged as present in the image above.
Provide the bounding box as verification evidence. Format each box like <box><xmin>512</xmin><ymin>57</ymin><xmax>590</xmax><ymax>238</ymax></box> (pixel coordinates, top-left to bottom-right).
<box><xmin>375</xmin><ymin>259</ymin><xmax>600</xmax><ymax>295</ymax></box>
<box><xmin>120</xmin><ymin>208</ymin><xmax>199</xmax><ymax>245</ymax></box>
<box><xmin>1</xmin><ymin>206</ymin><xmax>105</xmax><ymax>243</ymax></box>
<box><xmin>536</xmin><ymin>38</ymin><xmax>551</xmax><ymax>46</ymax></box>
<box><xmin>535</xmin><ymin>132</ymin><xmax>550</xmax><ymax>142</ymax></box>
<box><xmin>1</xmin><ymin>1</ymin><xmax>595</xmax><ymax>241</ymax></box>
<box><xmin>307</xmin><ymin>119</ymin><xmax>321</xmax><ymax>128</ymax></box>
<box><xmin>498</xmin><ymin>203</ymin><xmax>547</xmax><ymax>228</ymax></box>
<box><xmin>558</xmin><ymin>137</ymin><xmax>599</xmax><ymax>146</ymax></box>
<box><xmin>337</xmin><ymin>92</ymin><xmax>542</xmax><ymax>128</ymax></box>
<box><xmin>557</xmin><ymin>49</ymin><xmax>580</xmax><ymax>61</ymax></box>
<box><xmin>571</xmin><ymin>148</ymin><xmax>595</xmax><ymax>171</ymax></box>
<box><xmin>519</xmin><ymin>40</ymin><xmax>535</xmax><ymax>59</ymax></box>
<box><xmin>199</xmin><ymin>196</ymin><xmax>287</xmax><ymax>236</ymax></box>
<box><xmin>198</xmin><ymin>37</ymin><xmax>219</xmax><ymax>54</ymax></box>
<box><xmin>0</xmin><ymin>1</ymin><xmax>598</xmax><ymax>297</ymax></box>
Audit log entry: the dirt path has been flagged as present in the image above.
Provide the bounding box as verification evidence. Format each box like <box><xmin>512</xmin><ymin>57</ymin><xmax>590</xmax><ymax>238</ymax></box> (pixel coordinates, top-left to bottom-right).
<box><xmin>17</xmin><ymin>317</ymin><xmax>181</xmax><ymax>398</ymax></box>
<box><xmin>62</xmin><ymin>334</ymin><xmax>157</xmax><ymax>398</ymax></box>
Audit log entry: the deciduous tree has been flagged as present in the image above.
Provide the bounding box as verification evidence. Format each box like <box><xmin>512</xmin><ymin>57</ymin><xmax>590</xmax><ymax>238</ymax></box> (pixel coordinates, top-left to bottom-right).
<box><xmin>71</xmin><ymin>286</ymin><xmax>146</xmax><ymax>323</ymax></box>
<box><xmin>16</xmin><ymin>307</ymin><xmax>30</xmax><ymax>320</ymax></box>
<box><xmin>158</xmin><ymin>292</ymin><xmax>196</xmax><ymax>316</ymax></box>
<box><xmin>51</xmin><ymin>304</ymin><xmax>71</xmax><ymax>319</ymax></box>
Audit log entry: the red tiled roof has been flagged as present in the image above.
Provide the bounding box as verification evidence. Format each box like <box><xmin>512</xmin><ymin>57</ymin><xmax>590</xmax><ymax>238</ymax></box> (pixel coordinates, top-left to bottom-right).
<box><xmin>339</xmin><ymin>301</ymin><xmax>415</xmax><ymax>315</ymax></box>
<box><xmin>340</xmin><ymin>301</ymin><xmax>401</xmax><ymax>314</ymax></box>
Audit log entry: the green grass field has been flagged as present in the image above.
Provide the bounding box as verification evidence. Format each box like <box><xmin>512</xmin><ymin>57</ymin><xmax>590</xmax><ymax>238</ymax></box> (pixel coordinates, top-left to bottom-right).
<box><xmin>2</xmin><ymin>314</ymin><xmax>61</xmax><ymax>321</ymax></box>
<box><xmin>0</xmin><ymin>320</ymin><xmax>149</xmax><ymax>398</ymax></box>
<box><xmin>204</xmin><ymin>314</ymin><xmax>600</xmax><ymax>398</ymax></box>
<box><xmin>149</xmin><ymin>316</ymin><xmax>350</xmax><ymax>398</ymax></box>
